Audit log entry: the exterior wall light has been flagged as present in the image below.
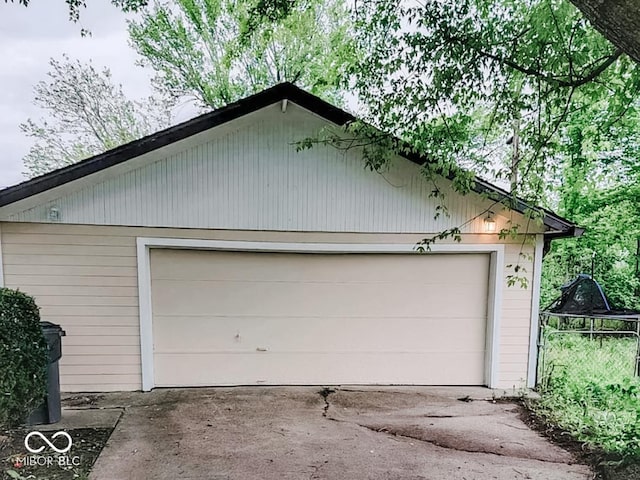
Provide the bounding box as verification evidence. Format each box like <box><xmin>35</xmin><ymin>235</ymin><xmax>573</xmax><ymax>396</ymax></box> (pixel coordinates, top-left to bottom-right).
<box><xmin>484</xmin><ymin>212</ymin><xmax>496</xmax><ymax>233</ymax></box>
<box><xmin>47</xmin><ymin>207</ymin><xmax>61</xmax><ymax>222</ymax></box>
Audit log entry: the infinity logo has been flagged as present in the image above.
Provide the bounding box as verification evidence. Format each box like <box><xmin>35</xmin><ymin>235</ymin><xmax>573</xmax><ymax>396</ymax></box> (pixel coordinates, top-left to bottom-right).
<box><xmin>24</xmin><ymin>431</ymin><xmax>73</xmax><ymax>454</ymax></box>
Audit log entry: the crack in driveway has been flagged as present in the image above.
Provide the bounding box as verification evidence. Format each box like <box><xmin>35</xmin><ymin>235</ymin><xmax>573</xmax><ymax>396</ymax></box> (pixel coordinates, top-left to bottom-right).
<box><xmin>318</xmin><ymin>387</ymin><xmax>336</xmax><ymax>417</ymax></box>
<box><xmin>350</xmin><ymin>422</ymin><xmax>573</xmax><ymax>465</ymax></box>
<box><xmin>89</xmin><ymin>388</ymin><xmax>592</xmax><ymax>480</ymax></box>
<box><xmin>317</xmin><ymin>390</ymin><xmax>578</xmax><ymax>467</ymax></box>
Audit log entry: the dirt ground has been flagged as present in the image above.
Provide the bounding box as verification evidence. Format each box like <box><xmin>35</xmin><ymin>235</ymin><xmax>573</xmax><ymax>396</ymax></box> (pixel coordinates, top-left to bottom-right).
<box><xmin>85</xmin><ymin>386</ymin><xmax>593</xmax><ymax>480</ymax></box>
<box><xmin>521</xmin><ymin>403</ymin><xmax>640</xmax><ymax>480</ymax></box>
<box><xmin>0</xmin><ymin>395</ymin><xmax>121</xmax><ymax>480</ymax></box>
<box><xmin>1</xmin><ymin>427</ymin><xmax>110</xmax><ymax>480</ymax></box>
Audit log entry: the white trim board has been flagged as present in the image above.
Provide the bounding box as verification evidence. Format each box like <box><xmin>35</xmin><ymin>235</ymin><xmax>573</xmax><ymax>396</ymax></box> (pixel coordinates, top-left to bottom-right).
<box><xmin>136</xmin><ymin>237</ymin><xmax>505</xmax><ymax>391</ymax></box>
<box><xmin>527</xmin><ymin>234</ymin><xmax>545</xmax><ymax>388</ymax></box>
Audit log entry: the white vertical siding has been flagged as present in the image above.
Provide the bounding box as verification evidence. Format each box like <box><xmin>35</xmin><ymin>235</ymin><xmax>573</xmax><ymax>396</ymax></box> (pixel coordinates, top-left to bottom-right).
<box><xmin>1</xmin><ymin>103</ymin><xmax>511</xmax><ymax>234</ymax></box>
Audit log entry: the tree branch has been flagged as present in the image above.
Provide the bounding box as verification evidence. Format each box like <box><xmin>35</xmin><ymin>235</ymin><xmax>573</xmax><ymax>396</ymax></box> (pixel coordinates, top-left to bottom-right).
<box><xmin>481</xmin><ymin>46</ymin><xmax>622</xmax><ymax>88</ymax></box>
<box><xmin>448</xmin><ymin>33</ymin><xmax>623</xmax><ymax>88</ymax></box>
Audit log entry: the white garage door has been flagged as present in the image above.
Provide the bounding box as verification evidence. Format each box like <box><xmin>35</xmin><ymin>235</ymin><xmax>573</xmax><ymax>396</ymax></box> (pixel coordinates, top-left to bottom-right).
<box><xmin>150</xmin><ymin>249</ymin><xmax>489</xmax><ymax>386</ymax></box>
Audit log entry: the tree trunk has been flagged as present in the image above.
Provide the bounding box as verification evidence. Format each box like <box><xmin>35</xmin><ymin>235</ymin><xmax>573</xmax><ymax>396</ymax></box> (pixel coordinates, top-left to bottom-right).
<box><xmin>569</xmin><ymin>0</ymin><xmax>640</xmax><ymax>64</ymax></box>
<box><xmin>510</xmin><ymin>118</ymin><xmax>520</xmax><ymax>193</ymax></box>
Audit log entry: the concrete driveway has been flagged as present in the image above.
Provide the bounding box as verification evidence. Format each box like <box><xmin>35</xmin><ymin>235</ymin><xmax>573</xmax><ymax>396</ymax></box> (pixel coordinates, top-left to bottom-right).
<box><xmin>86</xmin><ymin>387</ymin><xmax>592</xmax><ymax>480</ymax></box>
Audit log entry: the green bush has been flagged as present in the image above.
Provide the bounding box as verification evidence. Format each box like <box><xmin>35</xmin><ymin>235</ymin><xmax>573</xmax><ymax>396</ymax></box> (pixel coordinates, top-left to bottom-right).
<box><xmin>535</xmin><ymin>333</ymin><xmax>640</xmax><ymax>458</ymax></box>
<box><xmin>0</xmin><ymin>288</ymin><xmax>48</xmax><ymax>427</ymax></box>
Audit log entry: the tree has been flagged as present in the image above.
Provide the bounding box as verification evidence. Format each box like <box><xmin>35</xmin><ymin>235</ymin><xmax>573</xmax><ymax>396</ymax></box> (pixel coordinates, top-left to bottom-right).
<box><xmin>128</xmin><ymin>0</ymin><xmax>353</xmax><ymax>109</ymax></box>
<box><xmin>540</xmin><ymin>100</ymin><xmax>640</xmax><ymax>309</ymax></box>
<box><xmin>342</xmin><ymin>1</ymin><xmax>640</xmax><ymax>203</ymax></box>
<box><xmin>4</xmin><ymin>0</ymin><xmax>147</xmax><ymax>21</ymax></box>
<box><xmin>7</xmin><ymin>0</ymin><xmax>640</xmax><ymax>67</ymax></box>
<box><xmin>290</xmin><ymin>0</ymin><xmax>640</xmax><ymax>289</ymax></box>
<box><xmin>21</xmin><ymin>56</ymin><xmax>171</xmax><ymax>177</ymax></box>
<box><xmin>248</xmin><ymin>0</ymin><xmax>640</xmax><ymax>68</ymax></box>
<box><xmin>568</xmin><ymin>0</ymin><xmax>640</xmax><ymax>65</ymax></box>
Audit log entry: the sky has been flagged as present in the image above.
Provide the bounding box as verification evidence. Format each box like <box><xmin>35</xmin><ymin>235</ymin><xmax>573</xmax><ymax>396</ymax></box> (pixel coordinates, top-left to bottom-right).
<box><xmin>0</xmin><ymin>1</ymin><xmax>361</xmax><ymax>190</ymax></box>
<box><xmin>0</xmin><ymin>0</ymin><xmax>155</xmax><ymax>188</ymax></box>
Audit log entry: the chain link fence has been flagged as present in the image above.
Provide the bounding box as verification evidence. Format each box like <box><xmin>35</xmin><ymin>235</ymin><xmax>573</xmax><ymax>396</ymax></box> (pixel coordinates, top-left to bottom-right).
<box><xmin>537</xmin><ymin>314</ymin><xmax>640</xmax><ymax>390</ymax></box>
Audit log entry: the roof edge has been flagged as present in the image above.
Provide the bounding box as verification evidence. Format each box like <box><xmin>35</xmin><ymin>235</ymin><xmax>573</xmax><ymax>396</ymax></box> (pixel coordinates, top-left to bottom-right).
<box><xmin>544</xmin><ymin>226</ymin><xmax>585</xmax><ymax>239</ymax></box>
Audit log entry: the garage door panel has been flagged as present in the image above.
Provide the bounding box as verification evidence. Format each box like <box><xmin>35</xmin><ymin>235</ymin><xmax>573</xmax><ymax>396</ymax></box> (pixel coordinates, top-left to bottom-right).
<box><xmin>151</xmin><ymin>250</ymin><xmax>487</xmax><ymax>285</ymax></box>
<box><xmin>150</xmin><ymin>249</ymin><xmax>489</xmax><ymax>386</ymax></box>
<box><xmin>151</xmin><ymin>281</ymin><xmax>488</xmax><ymax>318</ymax></box>
<box><xmin>154</xmin><ymin>351</ymin><xmax>486</xmax><ymax>387</ymax></box>
<box><xmin>153</xmin><ymin>315</ymin><xmax>487</xmax><ymax>353</ymax></box>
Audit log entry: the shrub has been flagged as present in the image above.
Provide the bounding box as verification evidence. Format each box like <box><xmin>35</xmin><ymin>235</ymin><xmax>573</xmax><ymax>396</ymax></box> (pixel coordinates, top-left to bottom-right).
<box><xmin>535</xmin><ymin>333</ymin><xmax>640</xmax><ymax>458</ymax></box>
<box><xmin>0</xmin><ymin>288</ymin><xmax>48</xmax><ymax>427</ymax></box>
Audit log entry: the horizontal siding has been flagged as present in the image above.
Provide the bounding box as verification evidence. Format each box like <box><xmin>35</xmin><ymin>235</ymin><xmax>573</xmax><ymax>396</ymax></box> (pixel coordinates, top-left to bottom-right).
<box><xmin>62</xmin><ymin>364</ymin><xmax>140</xmax><ymax>375</ymax></box>
<box><xmin>500</xmin><ymin>327</ymin><xmax>533</xmax><ymax>337</ymax></box>
<box><xmin>63</xmin><ymin>335</ymin><xmax>140</xmax><ymax>346</ymax></box>
<box><xmin>4</xmin><ymin>255</ymin><xmax>135</xmax><ymax>267</ymax></box>
<box><xmin>0</xmin><ymin>103</ymin><xmax>535</xmax><ymax>237</ymax></box>
<box><xmin>61</xmin><ymin>355</ymin><xmax>140</xmax><ymax>365</ymax></box>
<box><xmin>3</xmin><ymin>265</ymin><xmax>138</xmax><ymax>277</ymax></box>
<box><xmin>1</xmin><ymin>222</ymin><xmax>536</xmax><ymax>391</ymax></box>
<box><xmin>64</xmin><ymin>326</ymin><xmax>139</xmax><ymax>336</ymax></box>
<box><xmin>499</xmin><ymin>242</ymin><xmax>535</xmax><ymax>387</ymax></box>
<box><xmin>501</xmin><ymin>345</ymin><xmax>530</xmax><ymax>354</ymax></box>
<box><xmin>1</xmin><ymin>221</ymin><xmax>531</xmax><ymax>243</ymax></box>
<box><xmin>503</xmin><ymin>299</ymin><xmax>534</xmax><ymax>310</ymax></box>
<box><xmin>1</xmin><ymin>233</ymin><xmax>136</xmax><ymax>246</ymax></box>
<box><xmin>500</xmin><ymin>336</ymin><xmax>531</xmax><ymax>346</ymax></box>
<box><xmin>62</xmin><ymin>384</ymin><xmax>142</xmax><ymax>392</ymax></box>
<box><xmin>3</xmin><ymin>275</ymin><xmax>138</xmax><ymax>287</ymax></box>
<box><xmin>63</xmin><ymin>345</ymin><xmax>140</xmax><ymax>356</ymax></box>
<box><xmin>1</xmin><ymin>244</ymin><xmax>136</xmax><ymax>256</ymax></box>
<box><xmin>24</xmin><ymin>286</ymin><xmax>137</xmax><ymax>297</ymax></box>
<box><xmin>32</xmin><ymin>296</ymin><xmax>137</xmax><ymax>307</ymax></box>
<box><xmin>38</xmin><ymin>306</ymin><xmax>140</xmax><ymax>317</ymax></box>
<box><xmin>43</xmin><ymin>315</ymin><xmax>140</xmax><ymax>326</ymax></box>
<box><xmin>60</xmin><ymin>374</ymin><xmax>141</xmax><ymax>385</ymax></box>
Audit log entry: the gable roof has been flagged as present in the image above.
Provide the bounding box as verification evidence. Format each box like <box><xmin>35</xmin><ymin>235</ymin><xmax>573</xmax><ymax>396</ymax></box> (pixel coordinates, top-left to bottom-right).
<box><xmin>0</xmin><ymin>82</ymin><xmax>580</xmax><ymax>238</ymax></box>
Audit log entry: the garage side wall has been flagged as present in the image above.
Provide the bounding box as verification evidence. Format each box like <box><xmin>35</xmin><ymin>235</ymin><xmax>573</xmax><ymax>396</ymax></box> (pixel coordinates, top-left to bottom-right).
<box><xmin>0</xmin><ymin>222</ymin><xmax>533</xmax><ymax>391</ymax></box>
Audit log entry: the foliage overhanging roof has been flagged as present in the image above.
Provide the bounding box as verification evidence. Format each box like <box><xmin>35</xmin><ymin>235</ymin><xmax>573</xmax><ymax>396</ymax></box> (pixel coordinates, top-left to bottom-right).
<box><xmin>0</xmin><ymin>82</ymin><xmax>580</xmax><ymax>238</ymax></box>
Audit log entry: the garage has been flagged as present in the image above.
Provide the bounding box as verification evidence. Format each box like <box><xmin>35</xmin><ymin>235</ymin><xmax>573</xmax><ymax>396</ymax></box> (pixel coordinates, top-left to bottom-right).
<box><xmin>1</xmin><ymin>84</ymin><xmax>577</xmax><ymax>391</ymax></box>
<box><xmin>150</xmin><ymin>248</ymin><xmax>490</xmax><ymax>386</ymax></box>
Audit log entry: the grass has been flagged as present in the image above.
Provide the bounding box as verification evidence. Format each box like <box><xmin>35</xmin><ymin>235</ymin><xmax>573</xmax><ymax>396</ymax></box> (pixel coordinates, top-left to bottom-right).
<box><xmin>535</xmin><ymin>331</ymin><xmax>640</xmax><ymax>458</ymax></box>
